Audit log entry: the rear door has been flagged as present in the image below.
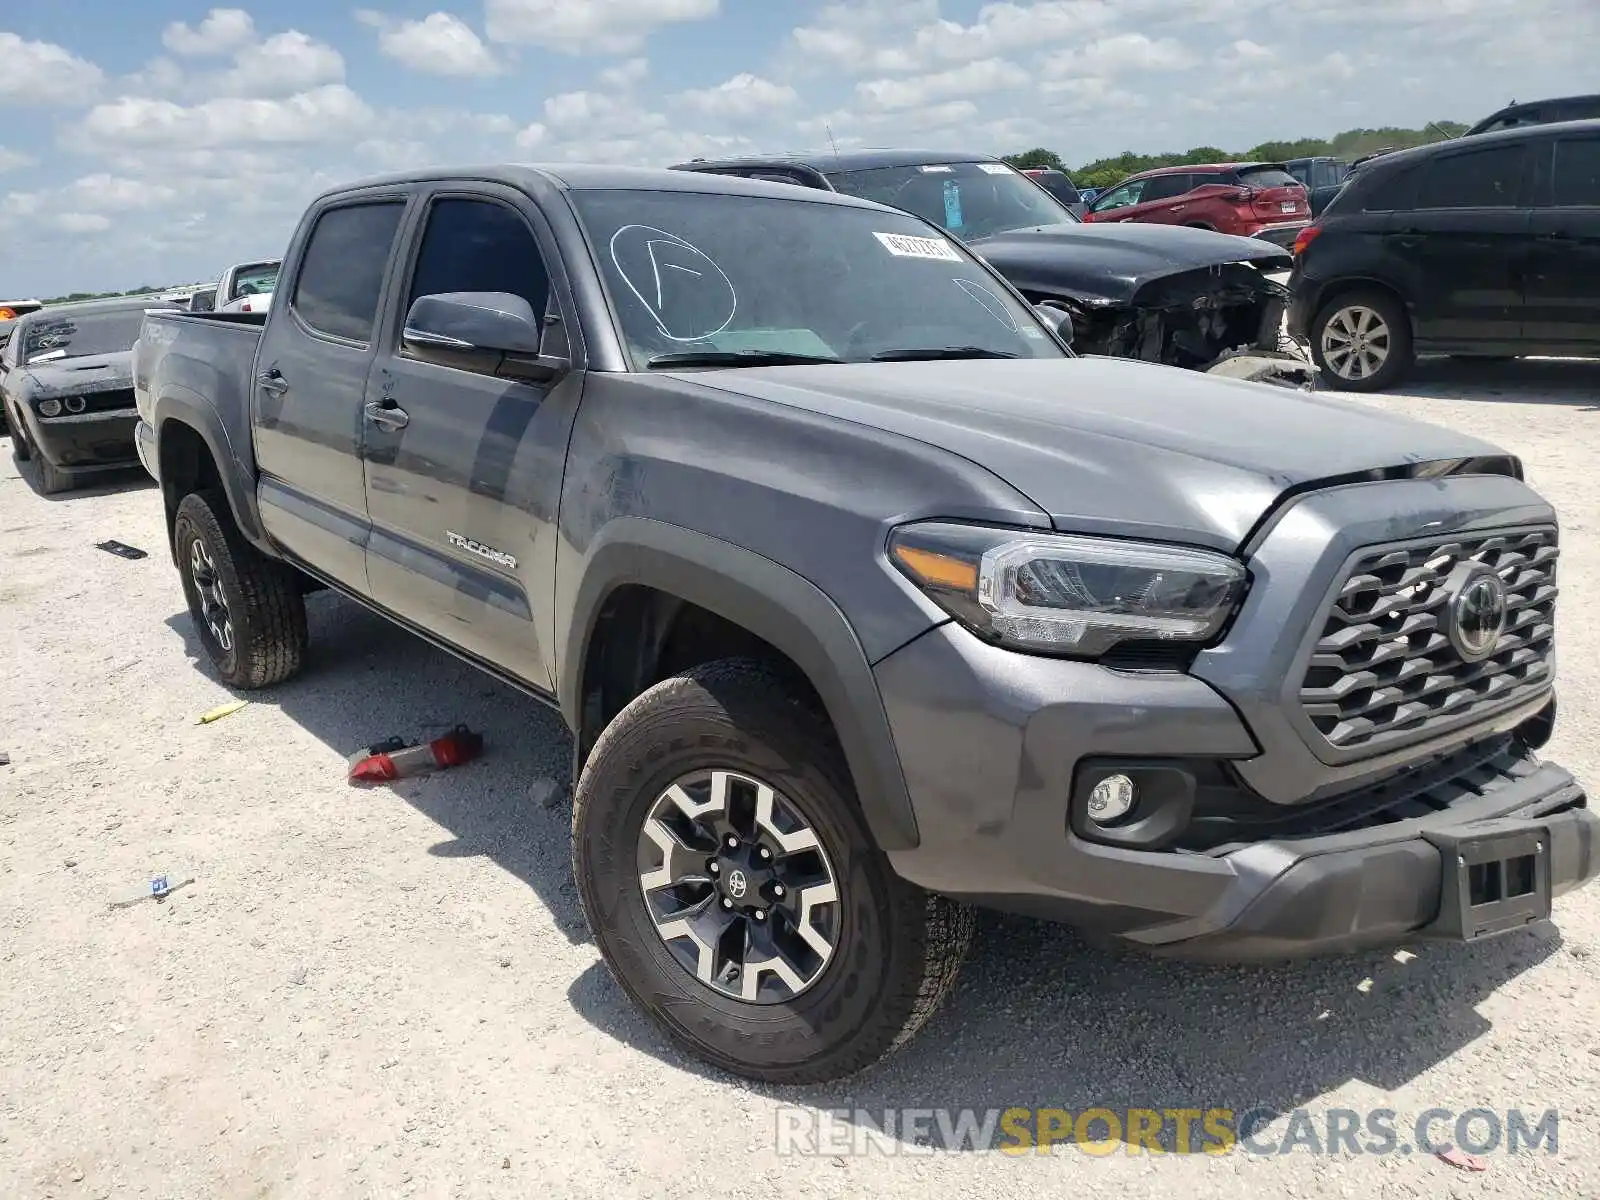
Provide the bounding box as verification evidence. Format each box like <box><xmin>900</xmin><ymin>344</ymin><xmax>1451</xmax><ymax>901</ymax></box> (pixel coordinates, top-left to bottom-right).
<box><xmin>1387</xmin><ymin>141</ymin><xmax>1533</xmax><ymax>346</ymax></box>
<box><xmin>253</xmin><ymin>195</ymin><xmax>410</xmax><ymax>594</ymax></box>
<box><xmin>1130</xmin><ymin>173</ymin><xmax>1197</xmax><ymax>225</ymax></box>
<box><xmin>1524</xmin><ymin>131</ymin><xmax>1600</xmax><ymax>348</ymax></box>
<box><xmin>361</xmin><ymin>187</ymin><xmax>582</xmax><ymax>689</ymax></box>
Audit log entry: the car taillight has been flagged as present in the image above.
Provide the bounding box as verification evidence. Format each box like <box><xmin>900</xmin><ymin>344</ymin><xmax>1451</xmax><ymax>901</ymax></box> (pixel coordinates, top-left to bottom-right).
<box><xmin>1293</xmin><ymin>224</ymin><xmax>1322</xmax><ymax>256</ymax></box>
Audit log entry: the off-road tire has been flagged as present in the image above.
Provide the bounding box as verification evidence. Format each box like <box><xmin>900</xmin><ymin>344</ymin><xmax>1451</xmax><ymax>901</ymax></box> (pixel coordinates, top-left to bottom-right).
<box><xmin>1310</xmin><ymin>287</ymin><xmax>1415</xmax><ymax>392</ymax></box>
<box><xmin>174</xmin><ymin>489</ymin><xmax>307</xmax><ymax>689</ymax></box>
<box><xmin>572</xmin><ymin>657</ymin><xmax>973</xmax><ymax>1084</ymax></box>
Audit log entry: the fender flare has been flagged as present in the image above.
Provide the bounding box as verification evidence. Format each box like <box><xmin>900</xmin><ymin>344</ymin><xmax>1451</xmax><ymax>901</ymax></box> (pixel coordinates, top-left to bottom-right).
<box><xmin>559</xmin><ymin>518</ymin><xmax>921</xmax><ymax>851</ymax></box>
<box><xmin>153</xmin><ymin>386</ymin><xmax>270</xmax><ymax>552</ymax></box>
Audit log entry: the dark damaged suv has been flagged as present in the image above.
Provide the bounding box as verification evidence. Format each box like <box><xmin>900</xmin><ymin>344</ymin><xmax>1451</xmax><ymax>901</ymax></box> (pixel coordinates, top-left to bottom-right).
<box><xmin>134</xmin><ymin>165</ymin><xmax>1596</xmax><ymax>1085</ymax></box>
<box><xmin>672</xmin><ymin>149</ymin><xmax>1300</xmax><ymax>376</ymax></box>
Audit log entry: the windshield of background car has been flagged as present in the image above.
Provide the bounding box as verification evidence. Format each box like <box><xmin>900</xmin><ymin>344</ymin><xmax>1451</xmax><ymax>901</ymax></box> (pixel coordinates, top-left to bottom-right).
<box><xmin>21</xmin><ymin>309</ymin><xmax>149</xmax><ymax>363</ymax></box>
<box><xmin>824</xmin><ymin>161</ymin><xmax>1082</xmax><ymax>237</ymax></box>
<box><xmin>570</xmin><ymin>189</ymin><xmax>1065</xmax><ymax>368</ymax></box>
<box><xmin>231</xmin><ymin>263</ymin><xmax>279</xmax><ymax>299</ymax></box>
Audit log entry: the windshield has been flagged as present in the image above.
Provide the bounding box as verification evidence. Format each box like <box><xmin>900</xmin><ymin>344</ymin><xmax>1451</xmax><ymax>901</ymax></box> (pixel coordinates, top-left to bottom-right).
<box><xmin>571</xmin><ymin>189</ymin><xmax>1065</xmax><ymax>369</ymax></box>
<box><xmin>230</xmin><ymin>262</ymin><xmax>280</xmax><ymax>300</ymax></box>
<box><xmin>21</xmin><ymin>310</ymin><xmax>148</xmax><ymax>363</ymax></box>
<box><xmin>824</xmin><ymin>161</ymin><xmax>1081</xmax><ymax>238</ymax></box>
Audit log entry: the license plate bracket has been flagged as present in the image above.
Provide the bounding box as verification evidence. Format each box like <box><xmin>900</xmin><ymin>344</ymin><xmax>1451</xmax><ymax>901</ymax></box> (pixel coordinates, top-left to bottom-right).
<box><xmin>1421</xmin><ymin>820</ymin><xmax>1551</xmax><ymax>941</ymax></box>
<box><xmin>1280</xmin><ymin>200</ymin><xmax>1297</xmax><ymax>213</ymax></box>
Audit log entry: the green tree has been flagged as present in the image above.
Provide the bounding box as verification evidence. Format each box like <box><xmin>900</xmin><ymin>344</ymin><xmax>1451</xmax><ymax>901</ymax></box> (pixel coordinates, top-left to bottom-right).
<box><xmin>1003</xmin><ymin>147</ymin><xmax>1065</xmax><ymax>170</ymax></box>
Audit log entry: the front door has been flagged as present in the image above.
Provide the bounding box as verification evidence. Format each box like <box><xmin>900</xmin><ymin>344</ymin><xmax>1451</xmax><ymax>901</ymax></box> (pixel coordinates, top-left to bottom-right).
<box><xmin>361</xmin><ymin>189</ymin><xmax>580</xmax><ymax>690</ymax></box>
<box><xmin>1525</xmin><ymin>132</ymin><xmax>1600</xmax><ymax>348</ymax></box>
<box><xmin>253</xmin><ymin>197</ymin><xmax>409</xmax><ymax>593</ymax></box>
<box><xmin>1389</xmin><ymin>141</ymin><xmax>1532</xmax><ymax>346</ymax></box>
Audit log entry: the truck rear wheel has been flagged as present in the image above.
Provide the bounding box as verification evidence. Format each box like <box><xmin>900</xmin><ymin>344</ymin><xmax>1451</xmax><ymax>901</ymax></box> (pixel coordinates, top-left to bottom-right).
<box><xmin>572</xmin><ymin>658</ymin><xmax>972</xmax><ymax>1084</ymax></box>
<box><xmin>174</xmin><ymin>490</ymin><xmax>308</xmax><ymax>689</ymax></box>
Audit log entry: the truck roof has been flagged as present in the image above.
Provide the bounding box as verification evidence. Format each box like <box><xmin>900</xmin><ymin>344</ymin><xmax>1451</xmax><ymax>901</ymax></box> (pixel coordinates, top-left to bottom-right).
<box><xmin>673</xmin><ymin>148</ymin><xmax>1000</xmax><ymax>173</ymax></box>
<box><xmin>313</xmin><ymin>162</ymin><xmax>900</xmax><ymax>212</ymax></box>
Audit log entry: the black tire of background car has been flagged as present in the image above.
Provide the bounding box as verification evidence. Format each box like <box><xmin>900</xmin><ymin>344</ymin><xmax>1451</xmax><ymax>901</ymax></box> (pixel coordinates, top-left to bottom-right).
<box><xmin>33</xmin><ymin>451</ymin><xmax>76</xmax><ymax>495</ymax></box>
<box><xmin>174</xmin><ymin>490</ymin><xmax>308</xmax><ymax>689</ymax></box>
<box><xmin>571</xmin><ymin>657</ymin><xmax>974</xmax><ymax>1085</ymax></box>
<box><xmin>1309</xmin><ymin>288</ymin><xmax>1415</xmax><ymax>393</ymax></box>
<box><xmin>9</xmin><ymin>407</ymin><xmax>31</xmax><ymax>463</ymax></box>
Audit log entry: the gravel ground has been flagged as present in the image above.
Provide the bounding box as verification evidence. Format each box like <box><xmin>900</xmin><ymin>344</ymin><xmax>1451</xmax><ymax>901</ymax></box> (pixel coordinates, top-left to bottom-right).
<box><xmin>2</xmin><ymin>357</ymin><xmax>1599</xmax><ymax>1199</ymax></box>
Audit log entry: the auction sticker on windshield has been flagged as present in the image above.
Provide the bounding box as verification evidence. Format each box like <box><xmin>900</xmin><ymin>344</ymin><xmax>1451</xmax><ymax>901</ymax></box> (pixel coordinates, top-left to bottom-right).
<box><xmin>978</xmin><ymin>164</ymin><xmax>1013</xmax><ymax>174</ymax></box>
<box><xmin>874</xmin><ymin>232</ymin><xmax>962</xmax><ymax>262</ymax></box>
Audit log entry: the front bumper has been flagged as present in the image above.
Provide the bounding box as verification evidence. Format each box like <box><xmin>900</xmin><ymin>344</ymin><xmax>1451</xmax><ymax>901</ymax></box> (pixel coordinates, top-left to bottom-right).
<box><xmin>876</xmin><ymin>623</ymin><xmax>1596</xmax><ymax>961</ymax></box>
<box><xmin>28</xmin><ymin>409</ymin><xmax>140</xmax><ymax>471</ymax></box>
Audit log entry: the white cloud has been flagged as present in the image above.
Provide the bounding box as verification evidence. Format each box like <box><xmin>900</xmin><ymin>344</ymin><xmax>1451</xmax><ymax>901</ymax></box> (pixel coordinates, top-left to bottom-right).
<box><xmin>1041</xmin><ymin>33</ymin><xmax>1198</xmax><ymax>77</ymax></box>
<box><xmin>485</xmin><ymin>0</ymin><xmax>720</xmax><ymax>54</ymax></box>
<box><xmin>857</xmin><ymin>58</ymin><xmax>1030</xmax><ymax>111</ymax></box>
<box><xmin>599</xmin><ymin>57</ymin><xmax>650</xmax><ymax>88</ymax></box>
<box><xmin>515</xmin><ymin>123</ymin><xmax>548</xmax><ymax>149</ymax></box>
<box><xmin>354</xmin><ymin>138</ymin><xmax>435</xmax><ymax>168</ymax></box>
<box><xmin>793</xmin><ymin>0</ymin><xmax>1116</xmax><ymax>74</ymax></box>
<box><xmin>163</xmin><ymin>9</ymin><xmax>257</xmax><ymax>57</ymax></box>
<box><xmin>0</xmin><ymin>33</ymin><xmax>105</xmax><ymax>106</ymax></box>
<box><xmin>677</xmin><ymin>74</ymin><xmax>798</xmax><ymax>119</ymax></box>
<box><xmin>216</xmin><ymin>31</ymin><xmax>345</xmax><ymax>98</ymax></box>
<box><xmin>357</xmin><ymin>11</ymin><xmax>502</xmax><ymax>77</ymax></box>
<box><xmin>53</xmin><ymin>213</ymin><xmax>114</xmax><ymax>234</ymax></box>
<box><xmin>76</xmin><ymin>85</ymin><xmax>374</xmax><ymax>150</ymax></box>
<box><xmin>0</xmin><ymin>148</ymin><xmax>35</xmax><ymax>173</ymax></box>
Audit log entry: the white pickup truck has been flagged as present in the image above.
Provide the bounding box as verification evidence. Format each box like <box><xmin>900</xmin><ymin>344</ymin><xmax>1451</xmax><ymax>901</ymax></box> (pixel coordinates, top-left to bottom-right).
<box><xmin>212</xmin><ymin>259</ymin><xmax>279</xmax><ymax>314</ymax></box>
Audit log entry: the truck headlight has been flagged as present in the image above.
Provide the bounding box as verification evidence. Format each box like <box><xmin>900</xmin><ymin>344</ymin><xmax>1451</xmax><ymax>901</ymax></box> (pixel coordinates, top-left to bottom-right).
<box><xmin>888</xmin><ymin>521</ymin><xmax>1247</xmax><ymax>657</ymax></box>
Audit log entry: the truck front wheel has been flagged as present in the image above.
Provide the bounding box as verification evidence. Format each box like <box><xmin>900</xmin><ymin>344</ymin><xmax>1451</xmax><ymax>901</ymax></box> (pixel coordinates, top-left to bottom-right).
<box><xmin>174</xmin><ymin>490</ymin><xmax>308</xmax><ymax>689</ymax></box>
<box><xmin>572</xmin><ymin>658</ymin><xmax>973</xmax><ymax>1084</ymax></box>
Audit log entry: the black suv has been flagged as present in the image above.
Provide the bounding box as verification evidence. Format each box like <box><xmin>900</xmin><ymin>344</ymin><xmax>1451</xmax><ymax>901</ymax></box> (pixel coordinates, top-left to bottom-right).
<box><xmin>1466</xmin><ymin>94</ymin><xmax>1600</xmax><ymax>137</ymax></box>
<box><xmin>1289</xmin><ymin>119</ymin><xmax>1600</xmax><ymax>391</ymax></box>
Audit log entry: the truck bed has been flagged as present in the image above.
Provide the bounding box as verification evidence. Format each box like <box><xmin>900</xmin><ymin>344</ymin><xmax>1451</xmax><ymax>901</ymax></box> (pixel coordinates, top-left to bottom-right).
<box><xmin>133</xmin><ymin>308</ymin><xmax>268</xmax><ymax>498</ymax></box>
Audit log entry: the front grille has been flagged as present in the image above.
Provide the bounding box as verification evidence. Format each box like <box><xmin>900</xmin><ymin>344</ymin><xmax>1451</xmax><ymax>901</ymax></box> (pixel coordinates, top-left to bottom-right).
<box><xmin>1299</xmin><ymin>528</ymin><xmax>1557</xmax><ymax>753</ymax></box>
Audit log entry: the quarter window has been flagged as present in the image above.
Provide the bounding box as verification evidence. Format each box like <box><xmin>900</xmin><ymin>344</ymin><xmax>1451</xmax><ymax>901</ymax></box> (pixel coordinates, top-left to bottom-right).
<box><xmin>1551</xmin><ymin>137</ymin><xmax>1600</xmax><ymax>206</ymax></box>
<box><xmin>292</xmin><ymin>202</ymin><xmax>405</xmax><ymax>343</ymax></box>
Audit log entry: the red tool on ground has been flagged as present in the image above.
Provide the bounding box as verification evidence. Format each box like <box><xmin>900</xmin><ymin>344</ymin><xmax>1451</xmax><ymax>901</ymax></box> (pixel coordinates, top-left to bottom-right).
<box><xmin>348</xmin><ymin>725</ymin><xmax>484</xmax><ymax>783</ymax></box>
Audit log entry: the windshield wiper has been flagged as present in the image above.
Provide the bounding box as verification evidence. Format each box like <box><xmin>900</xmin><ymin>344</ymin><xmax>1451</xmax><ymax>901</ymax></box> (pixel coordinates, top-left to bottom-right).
<box><xmin>646</xmin><ymin>350</ymin><xmax>843</xmax><ymax>369</ymax></box>
<box><xmin>869</xmin><ymin>346</ymin><xmax>1019</xmax><ymax>362</ymax></box>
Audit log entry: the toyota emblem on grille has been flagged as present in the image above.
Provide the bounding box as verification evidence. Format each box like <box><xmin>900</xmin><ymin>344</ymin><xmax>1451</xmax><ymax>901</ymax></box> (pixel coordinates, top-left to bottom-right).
<box><xmin>1448</xmin><ymin>568</ymin><xmax>1509</xmax><ymax>662</ymax></box>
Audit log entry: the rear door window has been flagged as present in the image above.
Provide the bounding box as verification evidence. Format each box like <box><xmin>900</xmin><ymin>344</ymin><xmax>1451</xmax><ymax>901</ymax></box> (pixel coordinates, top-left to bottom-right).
<box><xmin>1140</xmin><ymin>174</ymin><xmax>1194</xmax><ymax>202</ymax></box>
<box><xmin>292</xmin><ymin>201</ymin><xmax>406</xmax><ymax>344</ymax></box>
<box><xmin>1414</xmin><ymin>145</ymin><xmax>1528</xmax><ymax>208</ymax></box>
<box><xmin>1551</xmin><ymin>136</ymin><xmax>1600</xmax><ymax>206</ymax></box>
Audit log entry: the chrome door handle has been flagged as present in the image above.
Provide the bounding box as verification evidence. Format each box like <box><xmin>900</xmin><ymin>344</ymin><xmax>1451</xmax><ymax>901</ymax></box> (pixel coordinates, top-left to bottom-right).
<box><xmin>256</xmin><ymin>369</ymin><xmax>289</xmax><ymax>396</ymax></box>
<box><xmin>364</xmin><ymin>401</ymin><xmax>409</xmax><ymax>430</ymax></box>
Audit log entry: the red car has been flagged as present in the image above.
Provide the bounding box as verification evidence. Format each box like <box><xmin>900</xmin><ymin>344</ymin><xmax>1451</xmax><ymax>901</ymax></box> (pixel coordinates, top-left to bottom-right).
<box><xmin>1083</xmin><ymin>162</ymin><xmax>1311</xmax><ymax>247</ymax></box>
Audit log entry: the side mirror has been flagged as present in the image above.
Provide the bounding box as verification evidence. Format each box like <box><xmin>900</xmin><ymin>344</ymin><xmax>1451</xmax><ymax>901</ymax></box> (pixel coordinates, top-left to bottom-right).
<box><xmin>1033</xmin><ymin>302</ymin><xmax>1074</xmax><ymax>348</ymax></box>
<box><xmin>404</xmin><ymin>291</ymin><xmax>544</xmax><ymax>356</ymax></box>
<box><xmin>402</xmin><ymin>291</ymin><xmax>571</xmax><ymax>383</ymax></box>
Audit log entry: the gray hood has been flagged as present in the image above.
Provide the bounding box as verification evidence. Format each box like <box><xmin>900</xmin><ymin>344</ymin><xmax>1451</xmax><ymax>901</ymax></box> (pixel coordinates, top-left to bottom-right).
<box><xmin>671</xmin><ymin>356</ymin><xmax>1513</xmax><ymax>552</ymax></box>
<box><xmin>969</xmin><ymin>222</ymin><xmax>1290</xmax><ymax>305</ymax></box>
<box><xmin>19</xmin><ymin>350</ymin><xmax>135</xmax><ymax>398</ymax></box>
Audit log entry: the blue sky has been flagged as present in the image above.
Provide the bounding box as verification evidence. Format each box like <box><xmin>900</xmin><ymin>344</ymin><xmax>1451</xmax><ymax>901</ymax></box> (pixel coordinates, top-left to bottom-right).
<box><xmin>1</xmin><ymin>0</ymin><xmax>1593</xmax><ymax>296</ymax></box>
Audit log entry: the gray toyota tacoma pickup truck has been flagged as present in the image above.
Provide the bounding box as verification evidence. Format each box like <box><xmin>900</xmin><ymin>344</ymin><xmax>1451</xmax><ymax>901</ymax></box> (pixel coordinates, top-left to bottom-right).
<box><xmin>132</xmin><ymin>164</ymin><xmax>1597</xmax><ymax>1085</ymax></box>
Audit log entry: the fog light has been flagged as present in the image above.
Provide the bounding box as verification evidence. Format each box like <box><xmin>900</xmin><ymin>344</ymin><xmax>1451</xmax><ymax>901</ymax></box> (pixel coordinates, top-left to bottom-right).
<box><xmin>37</xmin><ymin>398</ymin><xmax>62</xmax><ymax>417</ymax></box>
<box><xmin>64</xmin><ymin>396</ymin><xmax>86</xmax><ymax>413</ymax></box>
<box><xmin>1086</xmin><ymin>774</ymin><xmax>1137</xmax><ymax>823</ymax></box>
